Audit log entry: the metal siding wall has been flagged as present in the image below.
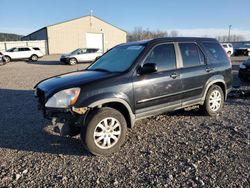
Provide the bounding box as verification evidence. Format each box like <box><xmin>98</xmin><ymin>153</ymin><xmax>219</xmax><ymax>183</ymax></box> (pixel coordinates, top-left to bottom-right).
<box><xmin>47</xmin><ymin>16</ymin><xmax>127</xmax><ymax>54</ymax></box>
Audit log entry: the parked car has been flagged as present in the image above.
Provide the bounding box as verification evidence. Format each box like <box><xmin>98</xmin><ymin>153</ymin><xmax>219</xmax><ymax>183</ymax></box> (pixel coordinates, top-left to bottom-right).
<box><xmin>234</xmin><ymin>43</ymin><xmax>250</xmax><ymax>56</ymax></box>
<box><xmin>35</xmin><ymin>37</ymin><xmax>232</xmax><ymax>156</ymax></box>
<box><xmin>60</xmin><ymin>48</ymin><xmax>103</xmax><ymax>65</ymax></box>
<box><xmin>1</xmin><ymin>47</ymin><xmax>44</xmax><ymax>63</ymax></box>
<box><xmin>239</xmin><ymin>58</ymin><xmax>250</xmax><ymax>82</ymax></box>
<box><xmin>0</xmin><ymin>54</ymin><xmax>5</xmax><ymax>66</ymax></box>
<box><xmin>221</xmin><ymin>43</ymin><xmax>234</xmax><ymax>56</ymax></box>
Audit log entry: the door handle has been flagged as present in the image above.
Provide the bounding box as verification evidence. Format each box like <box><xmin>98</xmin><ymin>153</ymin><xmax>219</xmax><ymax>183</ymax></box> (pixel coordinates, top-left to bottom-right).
<box><xmin>205</xmin><ymin>67</ymin><xmax>213</xmax><ymax>72</ymax></box>
<box><xmin>170</xmin><ymin>72</ymin><xmax>178</xmax><ymax>79</ymax></box>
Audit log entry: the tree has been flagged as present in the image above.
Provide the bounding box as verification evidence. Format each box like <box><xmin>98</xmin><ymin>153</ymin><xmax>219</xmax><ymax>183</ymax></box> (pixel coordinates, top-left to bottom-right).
<box><xmin>127</xmin><ymin>27</ymin><xmax>169</xmax><ymax>42</ymax></box>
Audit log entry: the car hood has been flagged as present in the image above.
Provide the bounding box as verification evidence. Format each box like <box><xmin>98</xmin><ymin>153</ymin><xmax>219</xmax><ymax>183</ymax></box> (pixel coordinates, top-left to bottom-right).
<box><xmin>61</xmin><ymin>53</ymin><xmax>71</xmax><ymax>57</ymax></box>
<box><xmin>36</xmin><ymin>70</ymin><xmax>118</xmax><ymax>97</ymax></box>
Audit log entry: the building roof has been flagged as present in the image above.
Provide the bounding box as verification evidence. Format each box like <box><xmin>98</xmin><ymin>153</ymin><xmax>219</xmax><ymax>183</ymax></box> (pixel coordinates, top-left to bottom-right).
<box><xmin>23</xmin><ymin>15</ymin><xmax>127</xmax><ymax>38</ymax></box>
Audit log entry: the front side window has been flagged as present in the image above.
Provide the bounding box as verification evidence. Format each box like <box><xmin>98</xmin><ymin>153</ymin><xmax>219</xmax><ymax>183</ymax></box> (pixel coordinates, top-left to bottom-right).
<box><xmin>144</xmin><ymin>43</ymin><xmax>176</xmax><ymax>72</ymax></box>
<box><xmin>88</xmin><ymin>45</ymin><xmax>145</xmax><ymax>73</ymax></box>
<box><xmin>179</xmin><ymin>43</ymin><xmax>202</xmax><ymax>67</ymax></box>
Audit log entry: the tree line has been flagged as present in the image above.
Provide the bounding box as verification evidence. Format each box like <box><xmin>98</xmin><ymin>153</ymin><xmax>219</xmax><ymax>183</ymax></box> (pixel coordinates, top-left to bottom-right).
<box><xmin>0</xmin><ymin>33</ymin><xmax>23</xmax><ymax>42</ymax></box>
<box><xmin>127</xmin><ymin>27</ymin><xmax>245</xmax><ymax>42</ymax></box>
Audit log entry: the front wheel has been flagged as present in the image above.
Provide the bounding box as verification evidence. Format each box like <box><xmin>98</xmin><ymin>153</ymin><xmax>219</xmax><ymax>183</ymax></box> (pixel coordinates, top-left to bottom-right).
<box><xmin>4</xmin><ymin>56</ymin><xmax>11</xmax><ymax>63</ymax></box>
<box><xmin>203</xmin><ymin>85</ymin><xmax>224</xmax><ymax>116</ymax></box>
<box><xmin>81</xmin><ymin>107</ymin><xmax>127</xmax><ymax>156</ymax></box>
<box><xmin>69</xmin><ymin>58</ymin><xmax>77</xmax><ymax>65</ymax></box>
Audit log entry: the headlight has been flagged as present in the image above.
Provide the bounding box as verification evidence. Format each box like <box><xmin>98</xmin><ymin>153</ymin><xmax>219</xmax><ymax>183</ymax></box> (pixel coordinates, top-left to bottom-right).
<box><xmin>239</xmin><ymin>63</ymin><xmax>247</xmax><ymax>69</ymax></box>
<box><xmin>45</xmin><ymin>88</ymin><xmax>81</xmax><ymax>108</ymax></box>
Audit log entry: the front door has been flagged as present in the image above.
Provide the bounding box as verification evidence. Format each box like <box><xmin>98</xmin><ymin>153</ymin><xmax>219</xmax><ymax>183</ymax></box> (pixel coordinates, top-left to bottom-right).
<box><xmin>133</xmin><ymin>43</ymin><xmax>182</xmax><ymax>115</ymax></box>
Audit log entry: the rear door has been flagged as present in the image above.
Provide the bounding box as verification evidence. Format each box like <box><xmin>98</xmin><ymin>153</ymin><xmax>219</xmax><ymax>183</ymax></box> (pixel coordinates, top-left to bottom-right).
<box><xmin>177</xmin><ymin>42</ymin><xmax>211</xmax><ymax>104</ymax></box>
<box><xmin>133</xmin><ymin>43</ymin><xmax>182</xmax><ymax>114</ymax></box>
<box><xmin>19</xmin><ymin>47</ymin><xmax>32</xmax><ymax>58</ymax></box>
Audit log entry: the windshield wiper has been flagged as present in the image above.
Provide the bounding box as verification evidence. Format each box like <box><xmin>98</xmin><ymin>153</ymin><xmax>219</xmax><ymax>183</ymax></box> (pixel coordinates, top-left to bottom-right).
<box><xmin>89</xmin><ymin>68</ymin><xmax>110</xmax><ymax>72</ymax></box>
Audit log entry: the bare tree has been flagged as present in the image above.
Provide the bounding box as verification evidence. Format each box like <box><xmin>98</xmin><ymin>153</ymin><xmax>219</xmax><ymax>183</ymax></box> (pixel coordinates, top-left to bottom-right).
<box><xmin>169</xmin><ymin>30</ymin><xmax>178</xmax><ymax>37</ymax></box>
<box><xmin>216</xmin><ymin>35</ymin><xmax>245</xmax><ymax>42</ymax></box>
<box><xmin>127</xmin><ymin>27</ymin><xmax>169</xmax><ymax>42</ymax></box>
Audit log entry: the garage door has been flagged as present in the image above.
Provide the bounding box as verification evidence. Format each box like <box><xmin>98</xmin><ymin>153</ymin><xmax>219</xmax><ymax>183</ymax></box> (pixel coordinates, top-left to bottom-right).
<box><xmin>86</xmin><ymin>33</ymin><xmax>104</xmax><ymax>52</ymax></box>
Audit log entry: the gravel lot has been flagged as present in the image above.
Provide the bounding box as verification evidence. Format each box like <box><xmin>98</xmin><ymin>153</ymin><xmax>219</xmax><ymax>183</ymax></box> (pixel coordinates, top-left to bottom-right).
<box><xmin>0</xmin><ymin>56</ymin><xmax>249</xmax><ymax>187</ymax></box>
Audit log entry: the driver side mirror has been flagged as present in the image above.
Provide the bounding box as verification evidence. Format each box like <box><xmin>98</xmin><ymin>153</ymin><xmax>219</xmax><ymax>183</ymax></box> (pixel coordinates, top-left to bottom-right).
<box><xmin>138</xmin><ymin>63</ymin><xmax>157</xmax><ymax>75</ymax></box>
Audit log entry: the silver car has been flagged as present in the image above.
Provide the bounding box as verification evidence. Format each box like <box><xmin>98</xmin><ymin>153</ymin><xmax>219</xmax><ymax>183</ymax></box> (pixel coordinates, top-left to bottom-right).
<box><xmin>60</xmin><ymin>48</ymin><xmax>103</xmax><ymax>65</ymax></box>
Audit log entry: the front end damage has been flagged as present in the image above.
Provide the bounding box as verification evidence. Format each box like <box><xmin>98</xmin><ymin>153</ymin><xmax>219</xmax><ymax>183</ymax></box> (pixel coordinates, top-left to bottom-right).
<box><xmin>35</xmin><ymin>87</ymin><xmax>89</xmax><ymax>136</ymax></box>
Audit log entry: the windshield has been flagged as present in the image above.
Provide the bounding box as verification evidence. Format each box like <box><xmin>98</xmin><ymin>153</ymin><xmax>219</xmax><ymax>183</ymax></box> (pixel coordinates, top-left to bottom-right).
<box><xmin>88</xmin><ymin>45</ymin><xmax>145</xmax><ymax>73</ymax></box>
<box><xmin>7</xmin><ymin>48</ymin><xmax>16</xmax><ymax>52</ymax></box>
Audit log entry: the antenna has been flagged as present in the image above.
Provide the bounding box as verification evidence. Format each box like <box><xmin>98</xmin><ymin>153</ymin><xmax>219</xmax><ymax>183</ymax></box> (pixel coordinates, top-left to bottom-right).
<box><xmin>90</xmin><ymin>10</ymin><xmax>93</xmax><ymax>27</ymax></box>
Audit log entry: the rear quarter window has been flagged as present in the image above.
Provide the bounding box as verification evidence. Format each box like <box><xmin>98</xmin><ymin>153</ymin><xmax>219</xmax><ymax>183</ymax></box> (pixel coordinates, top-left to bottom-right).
<box><xmin>202</xmin><ymin>42</ymin><xmax>228</xmax><ymax>62</ymax></box>
<box><xmin>33</xmin><ymin>47</ymin><xmax>40</xmax><ymax>51</ymax></box>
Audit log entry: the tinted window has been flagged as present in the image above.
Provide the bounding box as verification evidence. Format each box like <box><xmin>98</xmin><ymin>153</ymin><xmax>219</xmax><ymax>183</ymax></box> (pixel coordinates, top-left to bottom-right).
<box><xmin>179</xmin><ymin>43</ymin><xmax>201</xmax><ymax>67</ymax></box>
<box><xmin>203</xmin><ymin>42</ymin><xmax>228</xmax><ymax>61</ymax></box>
<box><xmin>19</xmin><ymin>48</ymin><xmax>30</xmax><ymax>51</ymax></box>
<box><xmin>87</xmin><ymin>49</ymin><xmax>98</xmax><ymax>53</ymax></box>
<box><xmin>144</xmin><ymin>43</ymin><xmax>176</xmax><ymax>71</ymax></box>
<box><xmin>222</xmin><ymin>44</ymin><xmax>227</xmax><ymax>48</ymax></box>
<box><xmin>33</xmin><ymin>47</ymin><xmax>40</xmax><ymax>51</ymax></box>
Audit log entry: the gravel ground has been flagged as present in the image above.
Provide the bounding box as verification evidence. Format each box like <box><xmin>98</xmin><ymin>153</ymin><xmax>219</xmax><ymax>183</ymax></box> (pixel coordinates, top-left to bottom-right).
<box><xmin>0</xmin><ymin>57</ymin><xmax>249</xmax><ymax>187</ymax></box>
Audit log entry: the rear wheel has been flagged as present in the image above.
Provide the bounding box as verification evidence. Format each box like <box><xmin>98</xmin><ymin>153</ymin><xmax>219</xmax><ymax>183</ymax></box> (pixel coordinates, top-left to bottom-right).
<box><xmin>69</xmin><ymin>58</ymin><xmax>77</xmax><ymax>65</ymax></box>
<box><xmin>30</xmin><ymin>54</ymin><xmax>38</xmax><ymax>61</ymax></box>
<box><xmin>81</xmin><ymin>107</ymin><xmax>127</xmax><ymax>156</ymax></box>
<box><xmin>227</xmin><ymin>51</ymin><xmax>231</xmax><ymax>56</ymax></box>
<box><xmin>203</xmin><ymin>85</ymin><xmax>224</xmax><ymax>116</ymax></box>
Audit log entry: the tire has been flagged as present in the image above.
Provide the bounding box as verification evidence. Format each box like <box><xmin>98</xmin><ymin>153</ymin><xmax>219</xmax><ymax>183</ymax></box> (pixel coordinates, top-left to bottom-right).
<box><xmin>203</xmin><ymin>85</ymin><xmax>224</xmax><ymax>116</ymax></box>
<box><xmin>227</xmin><ymin>51</ymin><xmax>231</xmax><ymax>56</ymax></box>
<box><xmin>69</xmin><ymin>58</ymin><xmax>77</xmax><ymax>65</ymax></box>
<box><xmin>30</xmin><ymin>54</ymin><xmax>38</xmax><ymax>62</ymax></box>
<box><xmin>81</xmin><ymin>107</ymin><xmax>127</xmax><ymax>156</ymax></box>
<box><xmin>4</xmin><ymin>56</ymin><xmax>11</xmax><ymax>63</ymax></box>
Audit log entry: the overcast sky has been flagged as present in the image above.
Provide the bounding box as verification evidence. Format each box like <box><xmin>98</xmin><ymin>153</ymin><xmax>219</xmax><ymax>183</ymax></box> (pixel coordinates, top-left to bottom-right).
<box><xmin>1</xmin><ymin>0</ymin><xmax>250</xmax><ymax>39</ymax></box>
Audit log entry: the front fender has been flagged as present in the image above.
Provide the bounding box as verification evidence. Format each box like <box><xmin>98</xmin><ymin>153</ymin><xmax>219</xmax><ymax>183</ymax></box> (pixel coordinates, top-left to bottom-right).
<box><xmin>76</xmin><ymin>93</ymin><xmax>136</xmax><ymax>127</ymax></box>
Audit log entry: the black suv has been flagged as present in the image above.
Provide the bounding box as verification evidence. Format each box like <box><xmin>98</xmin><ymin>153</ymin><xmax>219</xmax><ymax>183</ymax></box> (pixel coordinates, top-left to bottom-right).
<box><xmin>35</xmin><ymin>37</ymin><xmax>232</xmax><ymax>156</ymax></box>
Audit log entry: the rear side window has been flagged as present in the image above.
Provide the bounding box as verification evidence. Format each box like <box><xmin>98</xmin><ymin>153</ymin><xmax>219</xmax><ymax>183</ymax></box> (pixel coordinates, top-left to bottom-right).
<box><xmin>222</xmin><ymin>44</ymin><xmax>227</xmax><ymax>48</ymax></box>
<box><xmin>19</xmin><ymin>48</ymin><xmax>30</xmax><ymax>51</ymax></box>
<box><xmin>33</xmin><ymin>47</ymin><xmax>40</xmax><ymax>51</ymax></box>
<box><xmin>144</xmin><ymin>43</ymin><xmax>176</xmax><ymax>72</ymax></box>
<box><xmin>203</xmin><ymin>42</ymin><xmax>228</xmax><ymax>62</ymax></box>
<box><xmin>179</xmin><ymin>43</ymin><xmax>203</xmax><ymax>67</ymax></box>
<box><xmin>87</xmin><ymin>49</ymin><xmax>99</xmax><ymax>53</ymax></box>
